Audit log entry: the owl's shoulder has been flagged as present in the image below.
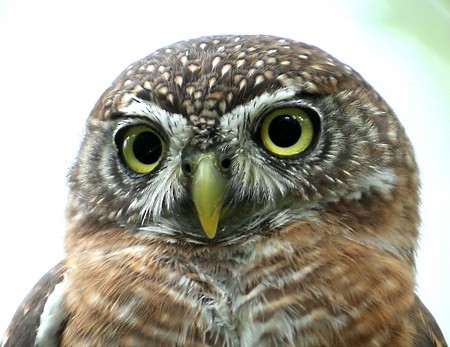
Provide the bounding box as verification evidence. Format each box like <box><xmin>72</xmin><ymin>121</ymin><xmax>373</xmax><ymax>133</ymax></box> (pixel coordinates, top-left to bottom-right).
<box><xmin>2</xmin><ymin>261</ymin><xmax>67</xmax><ymax>347</ymax></box>
<box><xmin>411</xmin><ymin>296</ymin><xmax>447</xmax><ymax>347</ymax></box>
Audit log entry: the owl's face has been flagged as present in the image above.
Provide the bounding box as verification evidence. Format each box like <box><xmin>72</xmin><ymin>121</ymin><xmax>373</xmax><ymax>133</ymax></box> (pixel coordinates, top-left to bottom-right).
<box><xmin>68</xmin><ymin>35</ymin><xmax>418</xmax><ymax>248</ymax></box>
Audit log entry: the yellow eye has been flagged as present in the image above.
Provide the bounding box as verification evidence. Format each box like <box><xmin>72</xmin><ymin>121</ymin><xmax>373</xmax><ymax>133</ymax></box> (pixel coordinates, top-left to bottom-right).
<box><xmin>118</xmin><ymin>126</ymin><xmax>166</xmax><ymax>174</ymax></box>
<box><xmin>260</xmin><ymin>107</ymin><xmax>315</xmax><ymax>156</ymax></box>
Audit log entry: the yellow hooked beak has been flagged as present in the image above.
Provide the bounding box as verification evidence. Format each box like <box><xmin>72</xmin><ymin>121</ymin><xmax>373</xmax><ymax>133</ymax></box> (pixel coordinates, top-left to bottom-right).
<box><xmin>191</xmin><ymin>155</ymin><xmax>228</xmax><ymax>239</ymax></box>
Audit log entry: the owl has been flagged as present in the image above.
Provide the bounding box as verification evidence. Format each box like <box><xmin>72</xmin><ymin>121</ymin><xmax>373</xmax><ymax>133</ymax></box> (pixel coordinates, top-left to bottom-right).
<box><xmin>2</xmin><ymin>35</ymin><xmax>447</xmax><ymax>347</ymax></box>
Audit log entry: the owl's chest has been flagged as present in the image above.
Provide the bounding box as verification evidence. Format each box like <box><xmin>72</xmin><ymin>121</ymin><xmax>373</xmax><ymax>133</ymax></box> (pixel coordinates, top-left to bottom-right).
<box><xmin>130</xmin><ymin>251</ymin><xmax>302</xmax><ymax>347</ymax></box>
<box><xmin>63</xmin><ymin>237</ymin><xmax>414</xmax><ymax>347</ymax></box>
<box><xmin>180</xmin><ymin>256</ymin><xmax>297</xmax><ymax>347</ymax></box>
<box><xmin>63</xmin><ymin>239</ymin><xmax>308</xmax><ymax>346</ymax></box>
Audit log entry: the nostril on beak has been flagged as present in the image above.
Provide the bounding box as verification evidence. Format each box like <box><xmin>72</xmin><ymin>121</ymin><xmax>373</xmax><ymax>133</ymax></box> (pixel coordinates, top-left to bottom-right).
<box><xmin>220</xmin><ymin>158</ymin><xmax>232</xmax><ymax>172</ymax></box>
<box><xmin>182</xmin><ymin>161</ymin><xmax>192</xmax><ymax>175</ymax></box>
<box><xmin>182</xmin><ymin>152</ymin><xmax>232</xmax><ymax>177</ymax></box>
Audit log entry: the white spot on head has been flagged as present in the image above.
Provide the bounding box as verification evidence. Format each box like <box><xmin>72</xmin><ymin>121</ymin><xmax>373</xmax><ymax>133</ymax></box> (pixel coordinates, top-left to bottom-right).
<box><xmin>188</xmin><ymin>64</ymin><xmax>199</xmax><ymax>73</ymax></box>
<box><xmin>161</xmin><ymin>71</ymin><xmax>170</xmax><ymax>81</ymax></box>
<box><xmin>179</xmin><ymin>55</ymin><xmax>188</xmax><ymax>65</ymax></box>
<box><xmin>221</xmin><ymin>64</ymin><xmax>232</xmax><ymax>76</ymax></box>
<box><xmin>123</xmin><ymin>80</ymin><xmax>134</xmax><ymax>87</ymax></box>
<box><xmin>186</xmin><ymin>86</ymin><xmax>195</xmax><ymax>95</ymax></box>
<box><xmin>143</xmin><ymin>81</ymin><xmax>152</xmax><ymax>90</ymax></box>
<box><xmin>254</xmin><ymin>75</ymin><xmax>265</xmax><ymax>86</ymax></box>
<box><xmin>212</xmin><ymin>56</ymin><xmax>221</xmax><ymax>69</ymax></box>
<box><xmin>156</xmin><ymin>86</ymin><xmax>169</xmax><ymax>95</ymax></box>
<box><xmin>174</xmin><ymin>75</ymin><xmax>183</xmax><ymax>87</ymax></box>
<box><xmin>255</xmin><ymin>60</ymin><xmax>264</xmax><ymax>68</ymax></box>
<box><xmin>236</xmin><ymin>59</ymin><xmax>246</xmax><ymax>68</ymax></box>
<box><xmin>239</xmin><ymin>79</ymin><xmax>247</xmax><ymax>91</ymax></box>
<box><xmin>208</xmin><ymin>77</ymin><xmax>216</xmax><ymax>88</ymax></box>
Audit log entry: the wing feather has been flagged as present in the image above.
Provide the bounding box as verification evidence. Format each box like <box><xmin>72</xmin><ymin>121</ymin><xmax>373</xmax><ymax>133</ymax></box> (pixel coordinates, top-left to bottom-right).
<box><xmin>2</xmin><ymin>261</ymin><xmax>66</xmax><ymax>347</ymax></box>
<box><xmin>412</xmin><ymin>295</ymin><xmax>447</xmax><ymax>347</ymax></box>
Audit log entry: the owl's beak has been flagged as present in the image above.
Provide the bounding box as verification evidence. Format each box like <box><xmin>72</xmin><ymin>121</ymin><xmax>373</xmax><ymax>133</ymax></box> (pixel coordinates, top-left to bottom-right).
<box><xmin>191</xmin><ymin>155</ymin><xmax>227</xmax><ymax>239</ymax></box>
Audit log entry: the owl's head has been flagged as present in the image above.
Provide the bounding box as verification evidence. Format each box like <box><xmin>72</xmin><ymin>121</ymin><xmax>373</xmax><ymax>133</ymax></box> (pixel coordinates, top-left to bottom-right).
<box><xmin>67</xmin><ymin>35</ymin><xmax>419</xmax><ymax>253</ymax></box>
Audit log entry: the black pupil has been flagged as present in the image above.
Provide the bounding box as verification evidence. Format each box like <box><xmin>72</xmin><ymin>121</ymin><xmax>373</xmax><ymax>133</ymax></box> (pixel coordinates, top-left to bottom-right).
<box><xmin>268</xmin><ymin>115</ymin><xmax>301</xmax><ymax>147</ymax></box>
<box><xmin>133</xmin><ymin>132</ymin><xmax>162</xmax><ymax>164</ymax></box>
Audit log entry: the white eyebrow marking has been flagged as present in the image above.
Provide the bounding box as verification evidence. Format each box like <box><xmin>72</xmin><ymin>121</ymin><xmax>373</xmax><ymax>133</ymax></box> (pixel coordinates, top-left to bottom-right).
<box><xmin>219</xmin><ymin>87</ymin><xmax>299</xmax><ymax>138</ymax></box>
<box><xmin>117</xmin><ymin>96</ymin><xmax>193</xmax><ymax>151</ymax></box>
<box><xmin>119</xmin><ymin>96</ymin><xmax>173</xmax><ymax>127</ymax></box>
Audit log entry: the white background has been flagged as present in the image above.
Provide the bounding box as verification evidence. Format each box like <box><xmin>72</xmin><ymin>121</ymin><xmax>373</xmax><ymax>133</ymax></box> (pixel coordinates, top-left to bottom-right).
<box><xmin>0</xmin><ymin>0</ymin><xmax>449</xmax><ymax>342</ymax></box>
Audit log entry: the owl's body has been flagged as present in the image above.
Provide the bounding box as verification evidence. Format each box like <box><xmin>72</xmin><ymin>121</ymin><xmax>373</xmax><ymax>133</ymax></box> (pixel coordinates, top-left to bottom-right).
<box><xmin>2</xmin><ymin>35</ymin><xmax>446</xmax><ymax>346</ymax></box>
